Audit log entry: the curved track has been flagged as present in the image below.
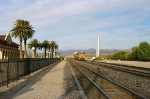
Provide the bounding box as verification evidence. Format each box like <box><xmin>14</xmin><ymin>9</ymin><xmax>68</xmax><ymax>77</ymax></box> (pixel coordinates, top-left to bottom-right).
<box><xmin>68</xmin><ymin>59</ymin><xmax>146</xmax><ymax>99</ymax></box>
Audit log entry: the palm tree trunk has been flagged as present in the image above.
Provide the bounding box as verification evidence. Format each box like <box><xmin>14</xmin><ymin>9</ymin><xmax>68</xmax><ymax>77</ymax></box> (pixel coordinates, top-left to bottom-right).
<box><xmin>34</xmin><ymin>49</ymin><xmax>36</xmax><ymax>58</ymax></box>
<box><xmin>55</xmin><ymin>49</ymin><xmax>57</xmax><ymax>58</ymax></box>
<box><xmin>54</xmin><ymin>48</ymin><xmax>55</xmax><ymax>58</ymax></box>
<box><xmin>44</xmin><ymin>48</ymin><xmax>46</xmax><ymax>58</ymax></box>
<box><xmin>52</xmin><ymin>48</ymin><xmax>54</xmax><ymax>58</ymax></box>
<box><xmin>20</xmin><ymin>38</ymin><xmax>23</xmax><ymax>58</ymax></box>
<box><xmin>24</xmin><ymin>39</ymin><xmax>27</xmax><ymax>58</ymax></box>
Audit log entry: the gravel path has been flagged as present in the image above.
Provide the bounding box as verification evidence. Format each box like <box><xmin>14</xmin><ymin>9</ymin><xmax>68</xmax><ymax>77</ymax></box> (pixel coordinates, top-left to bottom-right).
<box><xmin>0</xmin><ymin>59</ymin><xmax>82</xmax><ymax>99</ymax></box>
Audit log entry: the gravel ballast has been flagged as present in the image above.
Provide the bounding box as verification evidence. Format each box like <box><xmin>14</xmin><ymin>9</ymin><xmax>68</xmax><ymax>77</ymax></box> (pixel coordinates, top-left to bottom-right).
<box><xmin>104</xmin><ymin>60</ymin><xmax>150</xmax><ymax>68</ymax></box>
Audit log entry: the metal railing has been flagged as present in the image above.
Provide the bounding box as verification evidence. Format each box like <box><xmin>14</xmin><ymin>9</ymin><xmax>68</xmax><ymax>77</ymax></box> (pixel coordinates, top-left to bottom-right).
<box><xmin>0</xmin><ymin>58</ymin><xmax>60</xmax><ymax>87</ymax></box>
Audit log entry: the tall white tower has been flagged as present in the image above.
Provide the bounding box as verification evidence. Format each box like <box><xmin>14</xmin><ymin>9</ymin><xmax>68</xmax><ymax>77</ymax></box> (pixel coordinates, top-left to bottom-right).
<box><xmin>96</xmin><ymin>35</ymin><xmax>100</xmax><ymax>57</ymax></box>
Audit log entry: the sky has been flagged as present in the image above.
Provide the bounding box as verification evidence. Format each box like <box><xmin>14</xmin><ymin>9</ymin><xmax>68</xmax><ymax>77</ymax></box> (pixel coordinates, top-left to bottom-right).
<box><xmin>0</xmin><ymin>0</ymin><xmax>150</xmax><ymax>51</ymax></box>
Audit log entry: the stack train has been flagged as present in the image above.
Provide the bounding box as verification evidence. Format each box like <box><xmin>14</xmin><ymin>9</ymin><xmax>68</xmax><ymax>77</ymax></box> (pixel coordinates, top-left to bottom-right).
<box><xmin>73</xmin><ymin>51</ymin><xmax>85</xmax><ymax>60</ymax></box>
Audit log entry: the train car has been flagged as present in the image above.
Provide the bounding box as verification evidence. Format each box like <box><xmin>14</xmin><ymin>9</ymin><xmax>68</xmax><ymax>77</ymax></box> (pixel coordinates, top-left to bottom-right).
<box><xmin>73</xmin><ymin>52</ymin><xmax>78</xmax><ymax>60</ymax></box>
<box><xmin>73</xmin><ymin>51</ymin><xmax>85</xmax><ymax>60</ymax></box>
<box><xmin>77</xmin><ymin>51</ymin><xmax>85</xmax><ymax>60</ymax></box>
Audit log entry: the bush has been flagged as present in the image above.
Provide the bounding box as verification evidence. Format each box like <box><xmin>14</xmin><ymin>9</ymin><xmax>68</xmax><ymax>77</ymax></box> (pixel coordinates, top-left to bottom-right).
<box><xmin>93</xmin><ymin>57</ymin><xmax>102</xmax><ymax>60</ymax></box>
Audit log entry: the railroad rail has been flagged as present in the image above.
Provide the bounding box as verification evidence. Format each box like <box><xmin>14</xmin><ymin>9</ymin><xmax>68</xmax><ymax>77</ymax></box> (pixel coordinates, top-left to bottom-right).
<box><xmin>68</xmin><ymin>59</ymin><xmax>146</xmax><ymax>99</ymax></box>
<box><xmin>86</xmin><ymin>60</ymin><xmax>150</xmax><ymax>78</ymax></box>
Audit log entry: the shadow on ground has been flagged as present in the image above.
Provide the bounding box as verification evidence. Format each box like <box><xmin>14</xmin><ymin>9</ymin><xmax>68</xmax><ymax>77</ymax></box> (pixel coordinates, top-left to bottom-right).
<box><xmin>0</xmin><ymin>62</ymin><xmax>60</xmax><ymax>99</ymax></box>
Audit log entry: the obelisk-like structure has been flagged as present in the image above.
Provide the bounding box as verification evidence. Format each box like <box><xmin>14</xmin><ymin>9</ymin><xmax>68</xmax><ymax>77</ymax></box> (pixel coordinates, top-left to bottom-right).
<box><xmin>96</xmin><ymin>35</ymin><xmax>100</xmax><ymax>57</ymax></box>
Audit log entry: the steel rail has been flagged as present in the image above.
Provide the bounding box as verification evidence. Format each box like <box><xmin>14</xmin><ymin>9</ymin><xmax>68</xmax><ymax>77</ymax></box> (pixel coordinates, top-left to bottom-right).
<box><xmin>92</xmin><ymin>61</ymin><xmax>150</xmax><ymax>71</ymax></box>
<box><xmin>67</xmin><ymin>61</ymin><xmax>87</xmax><ymax>99</ymax></box>
<box><xmin>86</xmin><ymin>61</ymin><xmax>150</xmax><ymax>78</ymax></box>
<box><xmin>69</xmin><ymin>60</ymin><xmax>111</xmax><ymax>99</ymax></box>
<box><xmin>99</xmin><ymin>61</ymin><xmax>150</xmax><ymax>70</ymax></box>
<box><xmin>79</xmin><ymin>64</ymin><xmax>147</xmax><ymax>99</ymax></box>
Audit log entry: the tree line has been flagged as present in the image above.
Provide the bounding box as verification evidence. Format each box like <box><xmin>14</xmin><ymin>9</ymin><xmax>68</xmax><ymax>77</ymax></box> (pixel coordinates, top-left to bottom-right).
<box><xmin>28</xmin><ymin>39</ymin><xmax>58</xmax><ymax>58</ymax></box>
<box><xmin>10</xmin><ymin>19</ymin><xmax>59</xmax><ymax>58</ymax></box>
<box><xmin>111</xmin><ymin>42</ymin><xmax>150</xmax><ymax>61</ymax></box>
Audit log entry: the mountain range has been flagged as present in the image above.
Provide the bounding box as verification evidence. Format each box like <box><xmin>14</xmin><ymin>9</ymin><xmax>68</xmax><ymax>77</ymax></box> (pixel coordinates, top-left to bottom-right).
<box><xmin>58</xmin><ymin>48</ymin><xmax>132</xmax><ymax>55</ymax></box>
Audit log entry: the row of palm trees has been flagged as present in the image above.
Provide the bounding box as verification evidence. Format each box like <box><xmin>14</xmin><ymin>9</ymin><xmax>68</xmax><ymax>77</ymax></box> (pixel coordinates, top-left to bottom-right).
<box><xmin>28</xmin><ymin>39</ymin><xmax>59</xmax><ymax>58</ymax></box>
<box><xmin>10</xmin><ymin>19</ymin><xmax>59</xmax><ymax>58</ymax></box>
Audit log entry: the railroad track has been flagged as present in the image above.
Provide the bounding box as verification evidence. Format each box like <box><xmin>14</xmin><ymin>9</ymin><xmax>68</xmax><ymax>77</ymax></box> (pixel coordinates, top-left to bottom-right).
<box><xmin>68</xmin><ymin>59</ymin><xmax>146</xmax><ymax>99</ymax></box>
<box><xmin>86</xmin><ymin>60</ymin><xmax>150</xmax><ymax>78</ymax></box>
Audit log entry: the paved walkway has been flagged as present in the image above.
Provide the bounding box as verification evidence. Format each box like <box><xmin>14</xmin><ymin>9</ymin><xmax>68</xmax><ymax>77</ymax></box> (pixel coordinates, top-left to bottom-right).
<box><xmin>0</xmin><ymin>59</ymin><xmax>83</xmax><ymax>99</ymax></box>
<box><xmin>12</xmin><ymin>61</ymin><xmax>66</xmax><ymax>99</ymax></box>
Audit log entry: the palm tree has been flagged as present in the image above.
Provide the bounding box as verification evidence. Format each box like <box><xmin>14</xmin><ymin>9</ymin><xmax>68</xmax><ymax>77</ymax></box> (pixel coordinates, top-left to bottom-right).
<box><xmin>54</xmin><ymin>44</ymin><xmax>59</xmax><ymax>57</ymax></box>
<box><xmin>23</xmin><ymin>21</ymin><xmax>35</xmax><ymax>58</ymax></box>
<box><xmin>10</xmin><ymin>19</ymin><xmax>35</xmax><ymax>58</ymax></box>
<box><xmin>28</xmin><ymin>39</ymin><xmax>40</xmax><ymax>58</ymax></box>
<box><xmin>41</xmin><ymin>40</ymin><xmax>49</xmax><ymax>58</ymax></box>
<box><xmin>50</xmin><ymin>41</ymin><xmax>56</xmax><ymax>58</ymax></box>
<box><xmin>48</xmin><ymin>42</ymin><xmax>52</xmax><ymax>58</ymax></box>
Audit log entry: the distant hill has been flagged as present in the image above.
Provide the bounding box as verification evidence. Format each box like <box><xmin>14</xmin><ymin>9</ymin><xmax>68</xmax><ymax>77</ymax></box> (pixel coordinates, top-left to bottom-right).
<box><xmin>58</xmin><ymin>48</ymin><xmax>132</xmax><ymax>55</ymax></box>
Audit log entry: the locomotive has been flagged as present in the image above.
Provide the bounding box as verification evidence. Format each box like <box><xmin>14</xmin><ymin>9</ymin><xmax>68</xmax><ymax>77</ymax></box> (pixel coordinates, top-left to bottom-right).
<box><xmin>73</xmin><ymin>51</ymin><xmax>85</xmax><ymax>60</ymax></box>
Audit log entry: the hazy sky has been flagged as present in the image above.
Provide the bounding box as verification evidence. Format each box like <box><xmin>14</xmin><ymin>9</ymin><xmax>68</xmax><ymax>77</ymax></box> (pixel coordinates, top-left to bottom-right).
<box><xmin>0</xmin><ymin>0</ymin><xmax>150</xmax><ymax>50</ymax></box>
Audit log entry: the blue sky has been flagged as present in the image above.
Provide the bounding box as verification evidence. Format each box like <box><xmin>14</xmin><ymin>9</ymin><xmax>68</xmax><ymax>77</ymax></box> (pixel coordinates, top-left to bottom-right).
<box><xmin>0</xmin><ymin>0</ymin><xmax>150</xmax><ymax>50</ymax></box>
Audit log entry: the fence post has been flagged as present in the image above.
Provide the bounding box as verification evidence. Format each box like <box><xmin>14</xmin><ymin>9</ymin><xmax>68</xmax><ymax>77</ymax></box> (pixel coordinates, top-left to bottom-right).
<box><xmin>24</xmin><ymin>58</ymin><xmax>26</xmax><ymax>79</ymax></box>
<box><xmin>33</xmin><ymin>59</ymin><xmax>34</xmax><ymax>73</ymax></box>
<box><xmin>17</xmin><ymin>58</ymin><xmax>19</xmax><ymax>83</ymax></box>
<box><xmin>7</xmin><ymin>59</ymin><xmax>9</xmax><ymax>88</ymax></box>
<box><xmin>29</xmin><ymin>58</ymin><xmax>31</xmax><ymax>75</ymax></box>
<box><xmin>44</xmin><ymin>58</ymin><xmax>45</xmax><ymax>67</ymax></box>
<box><xmin>37</xmin><ymin>58</ymin><xmax>39</xmax><ymax>70</ymax></box>
<box><xmin>39</xmin><ymin>58</ymin><xmax>40</xmax><ymax>69</ymax></box>
<box><xmin>26</xmin><ymin>58</ymin><xmax>30</xmax><ymax>75</ymax></box>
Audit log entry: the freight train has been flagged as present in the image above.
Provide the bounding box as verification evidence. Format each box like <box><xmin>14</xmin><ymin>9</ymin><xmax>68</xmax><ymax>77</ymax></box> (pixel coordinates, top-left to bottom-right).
<box><xmin>73</xmin><ymin>51</ymin><xmax>85</xmax><ymax>60</ymax></box>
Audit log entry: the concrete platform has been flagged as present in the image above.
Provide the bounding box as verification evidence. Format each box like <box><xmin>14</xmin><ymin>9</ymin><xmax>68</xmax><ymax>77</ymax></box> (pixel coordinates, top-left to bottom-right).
<box><xmin>0</xmin><ymin>59</ymin><xmax>85</xmax><ymax>99</ymax></box>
